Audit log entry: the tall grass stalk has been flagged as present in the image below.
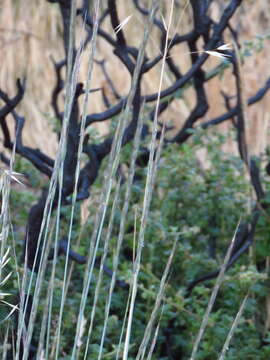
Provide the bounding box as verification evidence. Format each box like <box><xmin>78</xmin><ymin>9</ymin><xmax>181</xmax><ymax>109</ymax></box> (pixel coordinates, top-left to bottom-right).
<box><xmin>0</xmin><ymin>121</ymin><xmax>28</xmax><ymax>359</ymax></box>
<box><xmin>71</xmin><ymin>2</ymin><xmax>160</xmax><ymax>359</ymax></box>
<box><xmin>54</xmin><ymin>1</ymin><xmax>102</xmax><ymax>358</ymax></box>
<box><xmin>36</xmin><ymin>270</ymin><xmax>52</xmax><ymax>359</ymax></box>
<box><xmin>2</xmin><ymin>320</ymin><xmax>10</xmax><ymax>360</ymax></box>
<box><xmin>123</xmin><ymin>1</ymin><xmax>174</xmax><ymax>358</ymax></box>
<box><xmin>218</xmin><ymin>294</ymin><xmax>249</xmax><ymax>360</ymax></box>
<box><xmin>21</xmin><ymin>208</ymin><xmax>58</xmax><ymax>360</ymax></box>
<box><xmin>96</xmin><ymin>101</ymin><xmax>145</xmax><ymax>359</ymax></box>
<box><xmin>116</xmin><ymin>290</ymin><xmax>132</xmax><ymax>360</ymax></box>
<box><xmin>15</xmin><ymin>233</ymin><xmax>30</xmax><ymax>358</ymax></box>
<box><xmin>35</xmin><ymin>216</ymin><xmax>57</xmax><ymax>359</ymax></box>
<box><xmin>0</xmin><ymin>171</ymin><xmax>11</xmax><ymax>283</ymax></box>
<box><xmin>18</xmin><ymin>1</ymin><xmax>82</xmax><ymax>357</ymax></box>
<box><xmin>136</xmin><ymin>236</ymin><xmax>178</xmax><ymax>360</ymax></box>
<box><xmin>83</xmin><ymin>177</ymin><xmax>121</xmax><ymax>359</ymax></box>
<box><xmin>0</xmin><ymin>100</ymin><xmax>19</xmax><ymax>286</ymax></box>
<box><xmin>190</xmin><ymin>222</ymin><xmax>240</xmax><ymax>360</ymax></box>
<box><xmin>146</xmin><ymin>308</ymin><xmax>163</xmax><ymax>360</ymax></box>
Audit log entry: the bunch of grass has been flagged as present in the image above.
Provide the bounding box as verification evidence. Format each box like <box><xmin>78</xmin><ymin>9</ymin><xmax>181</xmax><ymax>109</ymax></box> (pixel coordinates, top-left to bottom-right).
<box><xmin>1</xmin><ymin>1</ymin><xmax>253</xmax><ymax>359</ymax></box>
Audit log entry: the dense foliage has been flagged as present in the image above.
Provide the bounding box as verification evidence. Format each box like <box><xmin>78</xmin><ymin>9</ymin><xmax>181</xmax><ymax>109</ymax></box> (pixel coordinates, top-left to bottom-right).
<box><xmin>1</xmin><ymin>130</ymin><xmax>269</xmax><ymax>359</ymax></box>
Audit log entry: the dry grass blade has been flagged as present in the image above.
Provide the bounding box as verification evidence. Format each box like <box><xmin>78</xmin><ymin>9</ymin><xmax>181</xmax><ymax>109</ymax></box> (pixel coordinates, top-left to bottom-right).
<box><xmin>123</xmin><ymin>0</ymin><xmax>174</xmax><ymax>358</ymax></box>
<box><xmin>2</xmin><ymin>321</ymin><xmax>10</xmax><ymax>360</ymax></box>
<box><xmin>71</xmin><ymin>1</ymin><xmax>160</xmax><ymax>358</ymax></box>
<box><xmin>160</xmin><ymin>12</ymin><xmax>168</xmax><ymax>31</ymax></box>
<box><xmin>0</xmin><ymin>300</ymin><xmax>19</xmax><ymax>322</ymax></box>
<box><xmin>96</xmin><ymin>102</ymin><xmax>145</xmax><ymax>359</ymax></box>
<box><xmin>187</xmin><ymin>43</ymin><xmax>232</xmax><ymax>61</ymax></box>
<box><xmin>0</xmin><ymin>247</ymin><xmax>10</xmax><ymax>268</ymax></box>
<box><xmin>136</xmin><ymin>237</ymin><xmax>178</xmax><ymax>360</ymax></box>
<box><xmin>0</xmin><ymin>246</ymin><xmax>13</xmax><ymax>323</ymax></box>
<box><xmin>0</xmin><ymin>271</ymin><xmax>12</xmax><ymax>286</ymax></box>
<box><xmin>83</xmin><ymin>178</ymin><xmax>121</xmax><ymax>360</ymax></box>
<box><xmin>3</xmin><ymin>170</ymin><xmax>25</xmax><ymax>186</ymax></box>
<box><xmin>205</xmin><ymin>50</ymin><xmax>231</xmax><ymax>60</ymax></box>
<box><xmin>217</xmin><ymin>44</ymin><xmax>231</xmax><ymax>51</ymax></box>
<box><xmin>190</xmin><ymin>221</ymin><xmax>240</xmax><ymax>360</ymax></box>
<box><xmin>115</xmin><ymin>291</ymin><xmax>132</xmax><ymax>360</ymax></box>
<box><xmin>218</xmin><ymin>294</ymin><xmax>249</xmax><ymax>360</ymax></box>
<box><xmin>146</xmin><ymin>311</ymin><xmax>163</xmax><ymax>360</ymax></box>
<box><xmin>54</xmin><ymin>9</ymin><xmax>97</xmax><ymax>360</ymax></box>
<box><xmin>115</xmin><ymin>14</ymin><xmax>133</xmax><ymax>35</ymax></box>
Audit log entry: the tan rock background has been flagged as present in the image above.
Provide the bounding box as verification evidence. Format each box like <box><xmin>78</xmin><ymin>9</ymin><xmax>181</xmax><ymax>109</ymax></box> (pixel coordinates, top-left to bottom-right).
<box><xmin>0</xmin><ymin>0</ymin><xmax>269</xmax><ymax>158</ymax></box>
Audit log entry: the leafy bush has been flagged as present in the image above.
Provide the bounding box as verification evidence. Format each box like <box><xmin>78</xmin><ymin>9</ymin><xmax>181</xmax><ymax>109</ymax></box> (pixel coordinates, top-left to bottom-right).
<box><xmin>2</xmin><ymin>130</ymin><xmax>268</xmax><ymax>359</ymax></box>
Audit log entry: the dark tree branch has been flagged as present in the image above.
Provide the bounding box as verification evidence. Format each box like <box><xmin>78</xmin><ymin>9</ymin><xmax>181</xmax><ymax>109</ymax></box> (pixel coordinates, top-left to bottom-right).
<box><xmin>85</xmin><ymin>0</ymin><xmax>243</xmax><ymax>130</ymax></box>
<box><xmin>231</xmin><ymin>51</ymin><xmax>265</xmax><ymax>202</ymax></box>
<box><xmin>202</xmin><ymin>78</ymin><xmax>270</xmax><ymax>129</ymax></box>
<box><xmin>0</xmin><ymin>78</ymin><xmax>26</xmax><ymax>119</ymax></box>
<box><xmin>187</xmin><ymin>209</ymin><xmax>260</xmax><ymax>294</ymax></box>
<box><xmin>0</xmin><ymin>93</ymin><xmax>53</xmax><ymax>175</ymax></box>
<box><xmin>86</xmin><ymin>99</ymin><xmax>126</xmax><ymax>126</ymax></box>
<box><xmin>95</xmin><ymin>59</ymin><xmax>121</xmax><ymax>100</ymax></box>
<box><xmin>172</xmin><ymin>4</ymin><xmax>209</xmax><ymax>143</ymax></box>
<box><xmin>48</xmin><ymin>238</ymin><xmax>129</xmax><ymax>289</ymax></box>
<box><xmin>108</xmin><ymin>0</ymin><xmax>127</xmax><ymax>48</ymax></box>
<box><xmin>50</xmin><ymin>57</ymin><xmax>65</xmax><ymax>122</ymax></box>
<box><xmin>144</xmin><ymin>0</ymin><xmax>243</xmax><ymax>102</ymax></box>
<box><xmin>62</xmin><ymin>82</ymin><xmax>83</xmax><ymax>194</ymax></box>
<box><xmin>107</xmin><ymin>0</ymin><xmax>135</xmax><ymax>73</ymax></box>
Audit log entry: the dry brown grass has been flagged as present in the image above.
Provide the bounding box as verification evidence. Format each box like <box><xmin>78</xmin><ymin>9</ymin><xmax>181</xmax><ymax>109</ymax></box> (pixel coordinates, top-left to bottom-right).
<box><xmin>0</xmin><ymin>0</ymin><xmax>269</xmax><ymax>157</ymax></box>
